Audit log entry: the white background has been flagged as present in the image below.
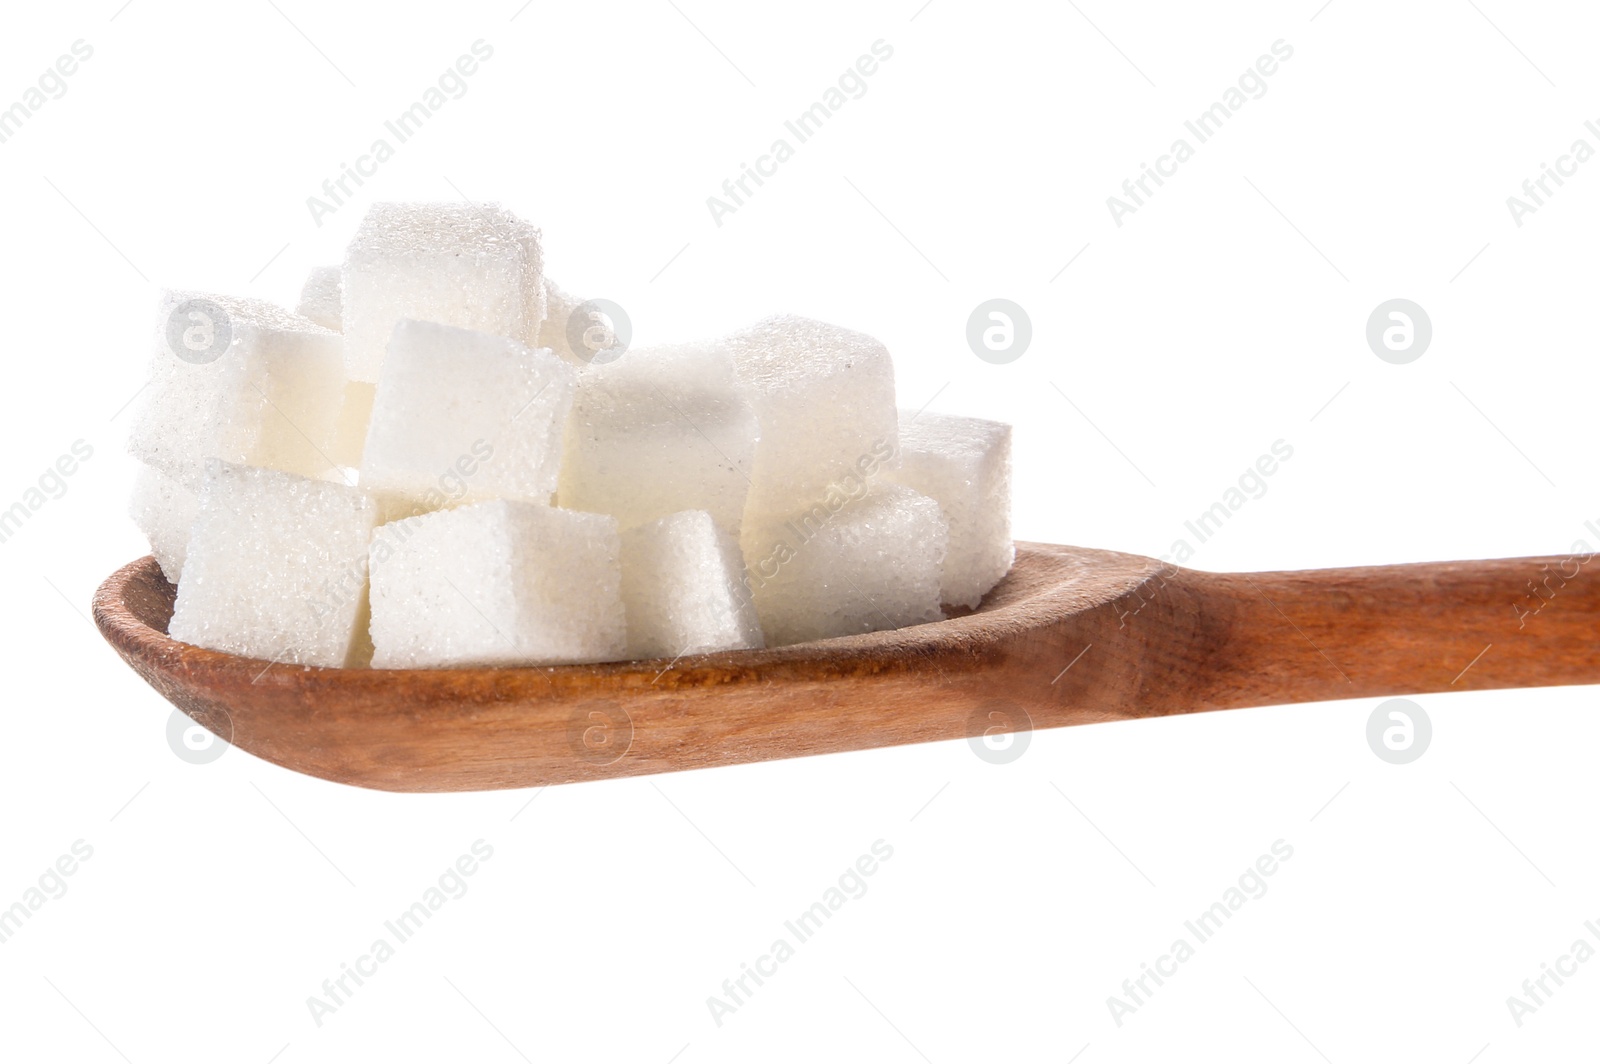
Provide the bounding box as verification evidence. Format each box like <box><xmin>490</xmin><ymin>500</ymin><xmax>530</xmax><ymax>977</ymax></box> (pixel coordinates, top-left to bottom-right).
<box><xmin>2</xmin><ymin>0</ymin><xmax>1598</xmax><ymax>1060</ymax></box>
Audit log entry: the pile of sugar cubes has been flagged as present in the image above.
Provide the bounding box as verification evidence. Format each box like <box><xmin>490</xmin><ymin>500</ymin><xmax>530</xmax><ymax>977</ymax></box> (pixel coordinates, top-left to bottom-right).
<box><xmin>127</xmin><ymin>202</ymin><xmax>1013</xmax><ymax>669</ymax></box>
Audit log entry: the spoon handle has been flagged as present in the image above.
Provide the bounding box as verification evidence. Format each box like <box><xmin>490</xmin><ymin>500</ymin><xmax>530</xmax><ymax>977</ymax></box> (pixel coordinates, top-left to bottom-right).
<box><xmin>1045</xmin><ymin>554</ymin><xmax>1600</xmax><ymax>721</ymax></box>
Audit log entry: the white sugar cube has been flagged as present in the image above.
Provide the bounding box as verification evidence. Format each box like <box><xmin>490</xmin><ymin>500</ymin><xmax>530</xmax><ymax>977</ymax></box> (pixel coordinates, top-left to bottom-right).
<box><xmin>729</xmin><ymin>316</ymin><xmax>899</xmax><ymax>543</ymax></box>
<box><xmin>883</xmin><ymin>411</ymin><xmax>1014</xmax><ymax>608</ymax></box>
<box><xmin>620</xmin><ymin>510</ymin><xmax>763</xmax><ymax>659</ymax></box>
<box><xmin>538</xmin><ymin>278</ymin><xmax>589</xmax><ymax>365</ymax></box>
<box><xmin>129</xmin><ymin>464</ymin><xmax>199</xmax><ymax>583</ymax></box>
<box><xmin>368</xmin><ymin>500</ymin><xmax>625</xmax><ymax>668</ymax></box>
<box><xmin>296</xmin><ymin>265</ymin><xmax>343</xmax><ymax>331</ymax></box>
<box><xmin>168</xmin><ymin>462</ymin><xmax>378</xmax><ymax>667</ymax></box>
<box><xmin>329</xmin><ymin>380</ymin><xmax>375</xmax><ymax>471</ymax></box>
<box><xmin>361</xmin><ymin>320</ymin><xmax>576</xmax><ymax>507</ymax></box>
<box><xmin>744</xmin><ymin>482</ymin><xmax>947</xmax><ymax>646</ymax></box>
<box><xmin>342</xmin><ymin>202</ymin><xmax>545</xmax><ymax>383</ymax></box>
<box><xmin>558</xmin><ymin>341</ymin><xmax>757</xmax><ymax>533</ymax></box>
<box><xmin>127</xmin><ymin>292</ymin><xmax>346</xmax><ymax>488</ymax></box>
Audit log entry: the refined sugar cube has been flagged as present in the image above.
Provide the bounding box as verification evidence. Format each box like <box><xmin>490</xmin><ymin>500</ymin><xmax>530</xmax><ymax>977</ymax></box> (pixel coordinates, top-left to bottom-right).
<box><xmin>342</xmin><ymin>202</ymin><xmax>545</xmax><ymax>383</ymax></box>
<box><xmin>538</xmin><ymin>278</ymin><xmax>588</xmax><ymax>365</ymax></box>
<box><xmin>729</xmin><ymin>315</ymin><xmax>899</xmax><ymax>546</ymax></box>
<box><xmin>329</xmin><ymin>380</ymin><xmax>375</xmax><ymax>471</ymax></box>
<box><xmin>559</xmin><ymin>341</ymin><xmax>757</xmax><ymax>533</ymax></box>
<box><xmin>368</xmin><ymin>500</ymin><xmax>626</xmax><ymax>668</ymax></box>
<box><xmin>299</xmin><ymin>265</ymin><xmax>369</xmax><ymax>470</ymax></box>
<box><xmin>129</xmin><ymin>464</ymin><xmax>199</xmax><ymax>583</ymax></box>
<box><xmin>743</xmin><ymin>482</ymin><xmax>946</xmax><ymax>646</ymax></box>
<box><xmin>884</xmin><ymin>411</ymin><xmax>1014</xmax><ymax>608</ymax></box>
<box><xmin>127</xmin><ymin>292</ymin><xmax>346</xmax><ymax>488</ymax></box>
<box><xmin>168</xmin><ymin>461</ymin><xmax>379</xmax><ymax>667</ymax></box>
<box><xmin>620</xmin><ymin>510</ymin><xmax>763</xmax><ymax>659</ymax></box>
<box><xmin>296</xmin><ymin>265</ymin><xmax>343</xmax><ymax>331</ymax></box>
<box><xmin>361</xmin><ymin>320</ymin><xmax>576</xmax><ymax>507</ymax></box>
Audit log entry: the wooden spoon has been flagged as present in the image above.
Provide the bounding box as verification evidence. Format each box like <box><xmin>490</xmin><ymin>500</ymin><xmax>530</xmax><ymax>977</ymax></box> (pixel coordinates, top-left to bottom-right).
<box><xmin>92</xmin><ymin>545</ymin><xmax>1600</xmax><ymax>792</ymax></box>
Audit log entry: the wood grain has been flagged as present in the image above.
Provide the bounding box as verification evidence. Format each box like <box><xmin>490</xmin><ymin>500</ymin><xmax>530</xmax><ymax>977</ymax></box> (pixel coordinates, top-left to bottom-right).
<box><xmin>91</xmin><ymin>545</ymin><xmax>1600</xmax><ymax>792</ymax></box>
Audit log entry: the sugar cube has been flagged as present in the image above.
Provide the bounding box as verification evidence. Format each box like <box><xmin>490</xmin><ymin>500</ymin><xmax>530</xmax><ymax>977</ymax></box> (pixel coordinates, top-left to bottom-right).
<box><xmin>329</xmin><ymin>380</ymin><xmax>375</xmax><ymax>471</ymax></box>
<box><xmin>883</xmin><ymin>411</ymin><xmax>1014</xmax><ymax>608</ymax></box>
<box><xmin>360</xmin><ymin>320</ymin><xmax>576</xmax><ymax>507</ymax></box>
<box><xmin>558</xmin><ymin>341</ymin><xmax>758</xmax><ymax>533</ymax></box>
<box><xmin>538</xmin><ymin>278</ymin><xmax>590</xmax><ymax>365</ymax></box>
<box><xmin>127</xmin><ymin>291</ymin><xmax>346</xmax><ymax>489</ymax></box>
<box><xmin>620</xmin><ymin>510</ymin><xmax>763</xmax><ymax>659</ymax></box>
<box><xmin>296</xmin><ymin>265</ymin><xmax>343</xmax><ymax>331</ymax></box>
<box><xmin>368</xmin><ymin>500</ymin><xmax>626</xmax><ymax>668</ymax></box>
<box><xmin>168</xmin><ymin>461</ymin><xmax>379</xmax><ymax>667</ymax></box>
<box><xmin>743</xmin><ymin>482</ymin><xmax>947</xmax><ymax>646</ymax></box>
<box><xmin>129</xmin><ymin>464</ymin><xmax>199</xmax><ymax>583</ymax></box>
<box><xmin>298</xmin><ymin>264</ymin><xmax>370</xmax><ymax>471</ymax></box>
<box><xmin>728</xmin><ymin>315</ymin><xmax>899</xmax><ymax>541</ymax></box>
<box><xmin>342</xmin><ymin>202</ymin><xmax>545</xmax><ymax>383</ymax></box>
